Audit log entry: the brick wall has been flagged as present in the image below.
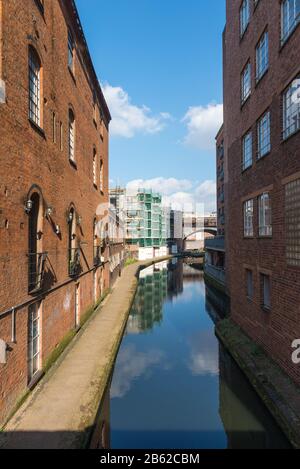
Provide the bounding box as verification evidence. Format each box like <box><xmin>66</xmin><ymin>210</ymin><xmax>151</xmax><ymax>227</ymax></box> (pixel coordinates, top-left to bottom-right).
<box><xmin>224</xmin><ymin>0</ymin><xmax>300</xmax><ymax>385</ymax></box>
<box><xmin>0</xmin><ymin>0</ymin><xmax>111</xmax><ymax>424</ymax></box>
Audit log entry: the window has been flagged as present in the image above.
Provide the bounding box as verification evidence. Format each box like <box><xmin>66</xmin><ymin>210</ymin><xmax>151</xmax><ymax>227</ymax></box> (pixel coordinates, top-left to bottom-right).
<box><xmin>93</xmin><ymin>149</ymin><xmax>97</xmax><ymax>186</ymax></box>
<box><xmin>242</xmin><ymin>131</ymin><xmax>252</xmax><ymax>170</ymax></box>
<box><xmin>281</xmin><ymin>0</ymin><xmax>300</xmax><ymax>44</ymax></box>
<box><xmin>261</xmin><ymin>274</ymin><xmax>271</xmax><ymax>310</ymax></box>
<box><xmin>256</xmin><ymin>31</ymin><xmax>268</xmax><ymax>82</ymax></box>
<box><xmin>100</xmin><ymin>159</ymin><xmax>104</xmax><ymax>192</ymax></box>
<box><xmin>28</xmin><ymin>302</ymin><xmax>41</xmax><ymax>382</ymax></box>
<box><xmin>68</xmin><ymin>109</ymin><xmax>75</xmax><ymax>162</ymax></box>
<box><xmin>241</xmin><ymin>62</ymin><xmax>251</xmax><ymax>103</ymax></box>
<box><xmin>244</xmin><ymin>199</ymin><xmax>254</xmax><ymax>237</ymax></box>
<box><xmin>68</xmin><ymin>30</ymin><xmax>75</xmax><ymax>72</ymax></box>
<box><xmin>257</xmin><ymin>111</ymin><xmax>271</xmax><ymax>158</ymax></box>
<box><xmin>285</xmin><ymin>178</ymin><xmax>300</xmax><ymax>267</ymax></box>
<box><xmin>29</xmin><ymin>48</ymin><xmax>41</xmax><ymax>126</ymax></box>
<box><xmin>240</xmin><ymin>0</ymin><xmax>250</xmax><ymax>36</ymax></box>
<box><xmin>246</xmin><ymin>269</ymin><xmax>253</xmax><ymax>300</ymax></box>
<box><xmin>258</xmin><ymin>192</ymin><xmax>272</xmax><ymax>236</ymax></box>
<box><xmin>283</xmin><ymin>78</ymin><xmax>300</xmax><ymax>140</ymax></box>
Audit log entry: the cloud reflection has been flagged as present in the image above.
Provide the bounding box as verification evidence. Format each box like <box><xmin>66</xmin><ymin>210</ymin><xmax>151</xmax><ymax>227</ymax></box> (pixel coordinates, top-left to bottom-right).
<box><xmin>111</xmin><ymin>344</ymin><xmax>164</xmax><ymax>398</ymax></box>
<box><xmin>188</xmin><ymin>330</ymin><xmax>219</xmax><ymax>376</ymax></box>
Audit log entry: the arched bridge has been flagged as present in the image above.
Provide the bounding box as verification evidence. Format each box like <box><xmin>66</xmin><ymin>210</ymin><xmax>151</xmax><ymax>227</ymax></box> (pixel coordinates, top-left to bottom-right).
<box><xmin>183</xmin><ymin>227</ymin><xmax>217</xmax><ymax>241</ymax></box>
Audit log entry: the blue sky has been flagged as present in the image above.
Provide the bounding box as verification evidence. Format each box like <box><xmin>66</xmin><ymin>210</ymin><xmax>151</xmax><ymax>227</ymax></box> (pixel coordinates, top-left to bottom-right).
<box><xmin>76</xmin><ymin>0</ymin><xmax>225</xmax><ymax>212</ymax></box>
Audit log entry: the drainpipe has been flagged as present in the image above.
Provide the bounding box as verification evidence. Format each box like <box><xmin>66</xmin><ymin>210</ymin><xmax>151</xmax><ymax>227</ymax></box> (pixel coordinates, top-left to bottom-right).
<box><xmin>0</xmin><ymin>0</ymin><xmax>5</xmax><ymax>104</ymax></box>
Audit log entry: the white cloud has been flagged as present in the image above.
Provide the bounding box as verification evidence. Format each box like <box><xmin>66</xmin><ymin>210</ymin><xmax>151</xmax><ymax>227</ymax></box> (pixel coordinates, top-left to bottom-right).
<box><xmin>126</xmin><ymin>177</ymin><xmax>192</xmax><ymax>196</ymax></box>
<box><xmin>102</xmin><ymin>83</ymin><xmax>171</xmax><ymax>138</ymax></box>
<box><xmin>125</xmin><ymin>177</ymin><xmax>216</xmax><ymax>215</ymax></box>
<box><xmin>183</xmin><ymin>103</ymin><xmax>223</xmax><ymax>150</ymax></box>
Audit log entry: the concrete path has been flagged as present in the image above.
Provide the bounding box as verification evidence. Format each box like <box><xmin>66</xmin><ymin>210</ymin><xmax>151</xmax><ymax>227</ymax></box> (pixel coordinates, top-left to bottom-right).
<box><xmin>0</xmin><ymin>260</ymin><xmax>158</xmax><ymax>449</ymax></box>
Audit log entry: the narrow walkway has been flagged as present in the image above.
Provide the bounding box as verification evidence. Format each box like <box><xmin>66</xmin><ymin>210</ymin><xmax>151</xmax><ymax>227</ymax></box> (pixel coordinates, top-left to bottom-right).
<box><xmin>0</xmin><ymin>260</ymin><xmax>163</xmax><ymax>449</ymax></box>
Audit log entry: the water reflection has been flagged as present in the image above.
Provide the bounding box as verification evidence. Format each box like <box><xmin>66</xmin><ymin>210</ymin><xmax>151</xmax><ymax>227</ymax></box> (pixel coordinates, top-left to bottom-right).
<box><xmin>93</xmin><ymin>259</ymin><xmax>290</xmax><ymax>449</ymax></box>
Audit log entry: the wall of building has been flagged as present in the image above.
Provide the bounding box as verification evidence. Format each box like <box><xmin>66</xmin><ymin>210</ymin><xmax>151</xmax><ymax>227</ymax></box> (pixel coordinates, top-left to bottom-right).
<box><xmin>224</xmin><ymin>0</ymin><xmax>300</xmax><ymax>385</ymax></box>
<box><xmin>0</xmin><ymin>0</ymin><xmax>110</xmax><ymax>424</ymax></box>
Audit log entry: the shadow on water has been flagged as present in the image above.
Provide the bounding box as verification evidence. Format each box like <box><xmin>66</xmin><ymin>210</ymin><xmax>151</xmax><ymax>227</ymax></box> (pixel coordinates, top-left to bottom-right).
<box><xmin>92</xmin><ymin>258</ymin><xmax>291</xmax><ymax>450</ymax></box>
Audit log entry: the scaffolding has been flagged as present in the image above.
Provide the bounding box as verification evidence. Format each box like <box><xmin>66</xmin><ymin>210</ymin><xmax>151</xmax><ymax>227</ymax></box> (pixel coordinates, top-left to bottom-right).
<box><xmin>126</xmin><ymin>189</ymin><xmax>167</xmax><ymax>248</ymax></box>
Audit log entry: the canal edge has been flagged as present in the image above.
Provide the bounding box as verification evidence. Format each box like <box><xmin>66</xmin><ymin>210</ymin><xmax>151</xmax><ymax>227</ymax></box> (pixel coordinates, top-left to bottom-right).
<box><xmin>216</xmin><ymin>318</ymin><xmax>300</xmax><ymax>449</ymax></box>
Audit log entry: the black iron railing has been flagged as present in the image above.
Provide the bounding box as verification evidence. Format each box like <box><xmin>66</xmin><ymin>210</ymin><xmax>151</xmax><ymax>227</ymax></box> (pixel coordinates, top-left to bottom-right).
<box><xmin>28</xmin><ymin>252</ymin><xmax>48</xmax><ymax>292</ymax></box>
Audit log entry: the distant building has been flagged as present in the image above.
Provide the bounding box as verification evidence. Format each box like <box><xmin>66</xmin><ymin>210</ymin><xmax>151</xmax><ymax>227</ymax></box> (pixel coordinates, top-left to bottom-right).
<box><xmin>164</xmin><ymin>207</ymin><xmax>183</xmax><ymax>254</ymax></box>
<box><xmin>110</xmin><ymin>188</ymin><xmax>167</xmax><ymax>261</ymax></box>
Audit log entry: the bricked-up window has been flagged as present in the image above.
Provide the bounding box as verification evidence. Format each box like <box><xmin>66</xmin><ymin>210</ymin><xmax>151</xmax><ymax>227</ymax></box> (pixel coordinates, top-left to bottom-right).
<box><xmin>281</xmin><ymin>0</ymin><xmax>300</xmax><ymax>44</ymax></box>
<box><xmin>241</xmin><ymin>62</ymin><xmax>251</xmax><ymax>104</ymax></box>
<box><xmin>68</xmin><ymin>109</ymin><xmax>75</xmax><ymax>162</ymax></box>
<box><xmin>244</xmin><ymin>199</ymin><xmax>254</xmax><ymax>237</ymax></box>
<box><xmin>242</xmin><ymin>131</ymin><xmax>252</xmax><ymax>170</ymax></box>
<box><xmin>261</xmin><ymin>274</ymin><xmax>271</xmax><ymax>310</ymax></box>
<box><xmin>68</xmin><ymin>30</ymin><xmax>75</xmax><ymax>72</ymax></box>
<box><xmin>256</xmin><ymin>31</ymin><xmax>268</xmax><ymax>82</ymax></box>
<box><xmin>257</xmin><ymin>111</ymin><xmax>271</xmax><ymax>158</ymax></box>
<box><xmin>286</xmin><ymin>178</ymin><xmax>300</xmax><ymax>267</ymax></box>
<box><xmin>29</xmin><ymin>48</ymin><xmax>41</xmax><ymax>127</ymax></box>
<box><xmin>52</xmin><ymin>112</ymin><xmax>56</xmax><ymax>143</ymax></box>
<box><xmin>258</xmin><ymin>192</ymin><xmax>272</xmax><ymax>236</ymax></box>
<box><xmin>283</xmin><ymin>78</ymin><xmax>300</xmax><ymax>140</ymax></box>
<box><xmin>240</xmin><ymin>0</ymin><xmax>250</xmax><ymax>36</ymax></box>
<box><xmin>246</xmin><ymin>269</ymin><xmax>253</xmax><ymax>300</ymax></box>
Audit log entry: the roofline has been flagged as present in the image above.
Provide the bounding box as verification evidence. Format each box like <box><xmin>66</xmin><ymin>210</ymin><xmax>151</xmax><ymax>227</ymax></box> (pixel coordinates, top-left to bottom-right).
<box><xmin>61</xmin><ymin>0</ymin><xmax>111</xmax><ymax>123</ymax></box>
<box><xmin>215</xmin><ymin>123</ymin><xmax>224</xmax><ymax>141</ymax></box>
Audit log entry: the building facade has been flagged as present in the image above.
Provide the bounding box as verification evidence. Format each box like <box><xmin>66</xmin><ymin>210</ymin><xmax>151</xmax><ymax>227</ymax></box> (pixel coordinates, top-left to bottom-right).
<box><xmin>0</xmin><ymin>0</ymin><xmax>111</xmax><ymax>425</ymax></box>
<box><xmin>224</xmin><ymin>0</ymin><xmax>300</xmax><ymax>385</ymax></box>
<box><xmin>205</xmin><ymin>126</ymin><xmax>227</xmax><ymax>291</ymax></box>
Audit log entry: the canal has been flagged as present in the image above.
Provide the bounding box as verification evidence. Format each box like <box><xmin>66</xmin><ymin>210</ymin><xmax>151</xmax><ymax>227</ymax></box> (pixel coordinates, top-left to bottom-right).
<box><xmin>96</xmin><ymin>259</ymin><xmax>290</xmax><ymax>449</ymax></box>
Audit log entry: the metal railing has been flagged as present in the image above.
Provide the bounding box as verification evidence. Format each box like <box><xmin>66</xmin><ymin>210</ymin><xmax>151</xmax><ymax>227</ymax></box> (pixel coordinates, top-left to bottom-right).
<box><xmin>205</xmin><ymin>236</ymin><xmax>225</xmax><ymax>251</ymax></box>
<box><xmin>28</xmin><ymin>252</ymin><xmax>48</xmax><ymax>292</ymax></box>
<box><xmin>69</xmin><ymin>247</ymin><xmax>82</xmax><ymax>277</ymax></box>
<box><xmin>204</xmin><ymin>264</ymin><xmax>226</xmax><ymax>286</ymax></box>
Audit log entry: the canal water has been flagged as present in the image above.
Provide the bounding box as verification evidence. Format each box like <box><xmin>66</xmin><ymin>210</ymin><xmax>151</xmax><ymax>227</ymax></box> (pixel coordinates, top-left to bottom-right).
<box><xmin>96</xmin><ymin>259</ymin><xmax>290</xmax><ymax>449</ymax></box>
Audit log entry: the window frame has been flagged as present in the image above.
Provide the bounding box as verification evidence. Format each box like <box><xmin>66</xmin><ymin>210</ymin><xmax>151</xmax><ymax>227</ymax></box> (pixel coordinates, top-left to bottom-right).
<box><xmin>261</xmin><ymin>273</ymin><xmax>271</xmax><ymax>310</ymax></box>
<box><xmin>68</xmin><ymin>108</ymin><xmax>76</xmax><ymax>163</ymax></box>
<box><xmin>242</xmin><ymin>130</ymin><xmax>253</xmax><ymax>171</ymax></box>
<box><xmin>281</xmin><ymin>0</ymin><xmax>300</xmax><ymax>45</ymax></box>
<box><xmin>240</xmin><ymin>0</ymin><xmax>250</xmax><ymax>37</ymax></box>
<box><xmin>244</xmin><ymin>199</ymin><xmax>254</xmax><ymax>238</ymax></box>
<box><xmin>28</xmin><ymin>47</ymin><xmax>42</xmax><ymax>128</ymax></box>
<box><xmin>241</xmin><ymin>61</ymin><xmax>251</xmax><ymax>104</ymax></box>
<box><xmin>257</xmin><ymin>110</ymin><xmax>271</xmax><ymax>159</ymax></box>
<box><xmin>256</xmin><ymin>30</ymin><xmax>269</xmax><ymax>83</ymax></box>
<box><xmin>258</xmin><ymin>192</ymin><xmax>272</xmax><ymax>237</ymax></box>
<box><xmin>283</xmin><ymin>77</ymin><xmax>300</xmax><ymax>140</ymax></box>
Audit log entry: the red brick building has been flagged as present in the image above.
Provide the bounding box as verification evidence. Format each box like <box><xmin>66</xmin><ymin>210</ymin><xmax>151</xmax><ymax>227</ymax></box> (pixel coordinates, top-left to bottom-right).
<box><xmin>0</xmin><ymin>0</ymin><xmax>111</xmax><ymax>425</ymax></box>
<box><xmin>224</xmin><ymin>0</ymin><xmax>300</xmax><ymax>385</ymax></box>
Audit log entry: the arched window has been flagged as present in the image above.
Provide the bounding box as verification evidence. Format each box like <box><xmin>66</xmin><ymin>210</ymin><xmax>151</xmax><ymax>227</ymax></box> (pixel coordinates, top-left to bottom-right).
<box><xmin>68</xmin><ymin>207</ymin><xmax>81</xmax><ymax>277</ymax></box>
<box><xmin>28</xmin><ymin>192</ymin><xmax>45</xmax><ymax>292</ymax></box>
<box><xmin>29</xmin><ymin>48</ymin><xmax>42</xmax><ymax>126</ymax></box>
<box><xmin>68</xmin><ymin>109</ymin><xmax>75</xmax><ymax>162</ymax></box>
